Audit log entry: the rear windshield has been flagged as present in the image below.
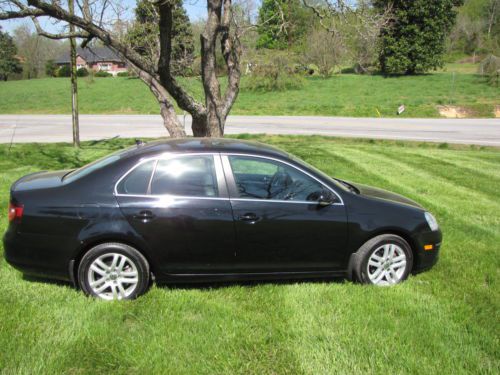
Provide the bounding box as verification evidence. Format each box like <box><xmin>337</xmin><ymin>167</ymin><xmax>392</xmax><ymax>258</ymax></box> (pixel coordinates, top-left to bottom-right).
<box><xmin>63</xmin><ymin>147</ymin><xmax>133</xmax><ymax>184</ymax></box>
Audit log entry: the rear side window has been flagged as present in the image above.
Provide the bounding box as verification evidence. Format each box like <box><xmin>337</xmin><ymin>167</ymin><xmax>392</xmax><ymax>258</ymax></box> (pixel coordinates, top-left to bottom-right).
<box><xmin>150</xmin><ymin>155</ymin><xmax>218</xmax><ymax>197</ymax></box>
<box><xmin>116</xmin><ymin>160</ymin><xmax>155</xmax><ymax>195</ymax></box>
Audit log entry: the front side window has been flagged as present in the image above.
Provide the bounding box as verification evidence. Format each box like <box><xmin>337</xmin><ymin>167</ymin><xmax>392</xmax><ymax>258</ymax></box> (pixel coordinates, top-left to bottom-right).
<box><xmin>228</xmin><ymin>156</ymin><xmax>331</xmax><ymax>202</ymax></box>
<box><xmin>151</xmin><ymin>155</ymin><xmax>218</xmax><ymax>197</ymax></box>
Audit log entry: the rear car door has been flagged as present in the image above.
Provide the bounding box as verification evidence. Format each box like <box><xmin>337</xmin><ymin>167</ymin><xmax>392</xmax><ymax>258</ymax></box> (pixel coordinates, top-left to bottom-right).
<box><xmin>222</xmin><ymin>154</ymin><xmax>348</xmax><ymax>272</ymax></box>
<box><xmin>115</xmin><ymin>153</ymin><xmax>236</xmax><ymax>275</ymax></box>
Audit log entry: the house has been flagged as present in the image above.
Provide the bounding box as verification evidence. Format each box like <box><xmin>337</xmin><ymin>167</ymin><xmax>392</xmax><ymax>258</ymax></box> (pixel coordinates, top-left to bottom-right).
<box><xmin>55</xmin><ymin>46</ymin><xmax>127</xmax><ymax>76</ymax></box>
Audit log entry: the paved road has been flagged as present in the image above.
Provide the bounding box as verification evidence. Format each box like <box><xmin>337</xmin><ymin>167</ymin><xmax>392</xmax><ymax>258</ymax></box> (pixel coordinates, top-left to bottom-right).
<box><xmin>0</xmin><ymin>114</ymin><xmax>499</xmax><ymax>146</ymax></box>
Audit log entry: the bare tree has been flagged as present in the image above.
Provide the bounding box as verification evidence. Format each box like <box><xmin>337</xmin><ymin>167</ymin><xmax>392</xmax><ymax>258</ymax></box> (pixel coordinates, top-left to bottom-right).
<box><xmin>486</xmin><ymin>0</ymin><xmax>499</xmax><ymax>38</ymax></box>
<box><xmin>0</xmin><ymin>0</ymin><xmax>242</xmax><ymax>137</ymax></box>
<box><xmin>298</xmin><ymin>0</ymin><xmax>390</xmax><ymax>74</ymax></box>
<box><xmin>303</xmin><ymin>26</ymin><xmax>345</xmax><ymax>76</ymax></box>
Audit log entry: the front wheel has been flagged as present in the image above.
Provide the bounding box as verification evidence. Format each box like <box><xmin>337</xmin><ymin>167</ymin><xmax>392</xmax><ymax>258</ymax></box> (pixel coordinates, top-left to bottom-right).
<box><xmin>77</xmin><ymin>243</ymin><xmax>150</xmax><ymax>300</ymax></box>
<box><xmin>351</xmin><ymin>234</ymin><xmax>413</xmax><ymax>286</ymax></box>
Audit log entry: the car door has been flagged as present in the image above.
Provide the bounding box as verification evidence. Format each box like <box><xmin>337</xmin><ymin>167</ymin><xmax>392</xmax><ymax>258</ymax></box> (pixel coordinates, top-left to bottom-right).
<box><xmin>115</xmin><ymin>153</ymin><xmax>236</xmax><ymax>275</ymax></box>
<box><xmin>222</xmin><ymin>154</ymin><xmax>348</xmax><ymax>272</ymax></box>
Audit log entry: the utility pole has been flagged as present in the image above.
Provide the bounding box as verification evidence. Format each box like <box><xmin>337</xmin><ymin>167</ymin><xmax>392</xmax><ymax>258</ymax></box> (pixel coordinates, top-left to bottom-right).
<box><xmin>69</xmin><ymin>0</ymin><xmax>80</xmax><ymax>147</ymax></box>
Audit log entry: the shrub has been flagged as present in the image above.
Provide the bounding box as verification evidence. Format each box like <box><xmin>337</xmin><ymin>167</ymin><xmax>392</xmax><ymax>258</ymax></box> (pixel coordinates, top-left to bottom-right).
<box><xmin>478</xmin><ymin>55</ymin><xmax>499</xmax><ymax>87</ymax></box>
<box><xmin>57</xmin><ymin>65</ymin><xmax>71</xmax><ymax>77</ymax></box>
<box><xmin>245</xmin><ymin>57</ymin><xmax>305</xmax><ymax>92</ymax></box>
<box><xmin>116</xmin><ymin>71</ymin><xmax>129</xmax><ymax>77</ymax></box>
<box><xmin>76</xmin><ymin>67</ymin><xmax>89</xmax><ymax>77</ymax></box>
<box><xmin>95</xmin><ymin>70</ymin><xmax>112</xmax><ymax>77</ymax></box>
<box><xmin>45</xmin><ymin>60</ymin><xmax>58</xmax><ymax>77</ymax></box>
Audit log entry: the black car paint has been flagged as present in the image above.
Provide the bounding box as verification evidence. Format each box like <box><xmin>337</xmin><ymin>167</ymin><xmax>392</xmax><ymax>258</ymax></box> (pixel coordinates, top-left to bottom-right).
<box><xmin>4</xmin><ymin>138</ymin><xmax>441</xmax><ymax>285</ymax></box>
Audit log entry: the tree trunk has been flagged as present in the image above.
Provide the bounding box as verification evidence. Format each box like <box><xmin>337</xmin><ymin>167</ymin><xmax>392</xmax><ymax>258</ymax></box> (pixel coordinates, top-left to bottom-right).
<box><xmin>191</xmin><ymin>112</ymin><xmax>224</xmax><ymax>137</ymax></box>
<box><xmin>69</xmin><ymin>0</ymin><xmax>80</xmax><ymax>148</ymax></box>
<box><xmin>159</xmin><ymin>102</ymin><xmax>186</xmax><ymax>138</ymax></box>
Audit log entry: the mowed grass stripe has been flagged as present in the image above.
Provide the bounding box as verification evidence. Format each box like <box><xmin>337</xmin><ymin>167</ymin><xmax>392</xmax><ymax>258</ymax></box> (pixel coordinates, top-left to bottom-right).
<box><xmin>367</xmin><ymin>148</ymin><xmax>500</xmax><ymax>202</ymax></box>
<box><xmin>339</xmin><ymin>147</ymin><xmax>500</xmax><ymax>225</ymax></box>
<box><xmin>399</xmin><ymin>149</ymin><xmax>500</xmax><ymax>181</ymax></box>
<box><xmin>417</xmin><ymin>150</ymin><xmax>500</xmax><ymax>177</ymax></box>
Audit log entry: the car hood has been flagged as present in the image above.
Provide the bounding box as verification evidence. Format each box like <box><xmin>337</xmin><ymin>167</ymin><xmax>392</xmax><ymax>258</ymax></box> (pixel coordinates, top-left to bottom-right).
<box><xmin>12</xmin><ymin>170</ymin><xmax>71</xmax><ymax>192</ymax></box>
<box><xmin>350</xmin><ymin>182</ymin><xmax>423</xmax><ymax>209</ymax></box>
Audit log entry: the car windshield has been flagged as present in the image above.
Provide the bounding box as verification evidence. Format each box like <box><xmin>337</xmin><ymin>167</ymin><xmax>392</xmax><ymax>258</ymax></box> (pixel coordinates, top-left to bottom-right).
<box><xmin>63</xmin><ymin>147</ymin><xmax>133</xmax><ymax>183</ymax></box>
<box><xmin>288</xmin><ymin>154</ymin><xmax>350</xmax><ymax>192</ymax></box>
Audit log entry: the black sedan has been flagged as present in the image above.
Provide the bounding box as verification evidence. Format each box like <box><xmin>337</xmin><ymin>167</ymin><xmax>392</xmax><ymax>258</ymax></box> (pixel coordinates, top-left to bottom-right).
<box><xmin>4</xmin><ymin>138</ymin><xmax>441</xmax><ymax>300</ymax></box>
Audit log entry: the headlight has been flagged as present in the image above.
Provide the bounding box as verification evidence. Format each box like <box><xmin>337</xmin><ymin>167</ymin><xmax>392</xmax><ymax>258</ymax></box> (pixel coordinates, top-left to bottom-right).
<box><xmin>424</xmin><ymin>212</ymin><xmax>439</xmax><ymax>231</ymax></box>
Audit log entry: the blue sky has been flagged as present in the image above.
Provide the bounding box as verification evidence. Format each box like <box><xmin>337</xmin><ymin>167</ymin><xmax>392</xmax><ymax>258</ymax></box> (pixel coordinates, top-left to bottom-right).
<box><xmin>0</xmin><ymin>0</ymin><xmax>209</xmax><ymax>34</ymax></box>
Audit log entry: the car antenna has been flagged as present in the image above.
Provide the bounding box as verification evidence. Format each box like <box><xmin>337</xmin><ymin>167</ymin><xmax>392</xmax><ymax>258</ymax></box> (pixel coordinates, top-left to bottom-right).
<box><xmin>135</xmin><ymin>139</ymin><xmax>145</xmax><ymax>147</ymax></box>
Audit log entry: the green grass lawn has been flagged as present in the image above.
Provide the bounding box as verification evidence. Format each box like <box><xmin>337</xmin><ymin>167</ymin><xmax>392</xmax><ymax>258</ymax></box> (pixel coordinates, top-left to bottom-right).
<box><xmin>0</xmin><ymin>66</ymin><xmax>498</xmax><ymax>118</ymax></box>
<box><xmin>0</xmin><ymin>136</ymin><xmax>498</xmax><ymax>374</ymax></box>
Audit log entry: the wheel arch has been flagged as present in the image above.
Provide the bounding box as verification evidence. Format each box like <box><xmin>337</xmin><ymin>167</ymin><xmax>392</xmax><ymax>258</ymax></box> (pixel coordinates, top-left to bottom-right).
<box><xmin>347</xmin><ymin>229</ymin><xmax>417</xmax><ymax>280</ymax></box>
<box><xmin>70</xmin><ymin>236</ymin><xmax>157</xmax><ymax>287</ymax></box>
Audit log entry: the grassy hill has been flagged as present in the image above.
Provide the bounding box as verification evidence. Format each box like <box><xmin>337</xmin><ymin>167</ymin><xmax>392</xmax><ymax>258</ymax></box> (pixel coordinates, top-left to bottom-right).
<box><xmin>0</xmin><ymin>65</ymin><xmax>497</xmax><ymax>118</ymax></box>
<box><xmin>0</xmin><ymin>135</ymin><xmax>498</xmax><ymax>374</ymax></box>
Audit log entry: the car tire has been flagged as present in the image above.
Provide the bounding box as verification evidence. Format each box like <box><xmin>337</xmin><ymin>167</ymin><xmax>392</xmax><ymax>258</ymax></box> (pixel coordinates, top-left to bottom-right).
<box><xmin>78</xmin><ymin>242</ymin><xmax>150</xmax><ymax>300</ymax></box>
<box><xmin>351</xmin><ymin>234</ymin><xmax>413</xmax><ymax>286</ymax></box>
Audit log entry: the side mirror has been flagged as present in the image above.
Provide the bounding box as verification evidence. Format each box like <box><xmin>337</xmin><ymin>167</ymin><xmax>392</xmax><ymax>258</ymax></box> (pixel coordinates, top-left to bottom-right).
<box><xmin>316</xmin><ymin>190</ymin><xmax>337</xmax><ymax>207</ymax></box>
<box><xmin>318</xmin><ymin>193</ymin><xmax>334</xmax><ymax>207</ymax></box>
<box><xmin>307</xmin><ymin>190</ymin><xmax>337</xmax><ymax>206</ymax></box>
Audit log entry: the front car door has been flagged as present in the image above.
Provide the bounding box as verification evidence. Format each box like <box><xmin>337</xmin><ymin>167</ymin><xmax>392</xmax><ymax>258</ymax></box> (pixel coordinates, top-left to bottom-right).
<box><xmin>221</xmin><ymin>154</ymin><xmax>348</xmax><ymax>273</ymax></box>
<box><xmin>115</xmin><ymin>153</ymin><xmax>236</xmax><ymax>275</ymax></box>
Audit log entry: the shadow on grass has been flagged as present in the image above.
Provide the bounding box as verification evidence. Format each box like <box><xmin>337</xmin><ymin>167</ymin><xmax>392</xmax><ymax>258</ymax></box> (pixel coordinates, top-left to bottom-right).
<box><xmin>21</xmin><ymin>273</ymin><xmax>348</xmax><ymax>293</ymax></box>
<box><xmin>160</xmin><ymin>276</ymin><xmax>347</xmax><ymax>291</ymax></box>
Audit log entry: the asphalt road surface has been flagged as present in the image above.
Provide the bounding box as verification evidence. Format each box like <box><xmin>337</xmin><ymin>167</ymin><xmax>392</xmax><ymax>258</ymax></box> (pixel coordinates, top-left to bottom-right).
<box><xmin>0</xmin><ymin>115</ymin><xmax>499</xmax><ymax>146</ymax></box>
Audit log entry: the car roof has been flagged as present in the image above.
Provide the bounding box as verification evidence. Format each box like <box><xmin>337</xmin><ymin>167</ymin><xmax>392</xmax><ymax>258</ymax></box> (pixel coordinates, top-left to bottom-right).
<box><xmin>127</xmin><ymin>138</ymin><xmax>290</xmax><ymax>159</ymax></box>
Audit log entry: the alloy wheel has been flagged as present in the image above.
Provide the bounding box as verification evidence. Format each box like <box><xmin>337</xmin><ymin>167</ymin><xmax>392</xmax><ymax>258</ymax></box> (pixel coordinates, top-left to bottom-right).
<box><xmin>87</xmin><ymin>253</ymin><xmax>139</xmax><ymax>300</ymax></box>
<box><xmin>367</xmin><ymin>243</ymin><xmax>407</xmax><ymax>286</ymax></box>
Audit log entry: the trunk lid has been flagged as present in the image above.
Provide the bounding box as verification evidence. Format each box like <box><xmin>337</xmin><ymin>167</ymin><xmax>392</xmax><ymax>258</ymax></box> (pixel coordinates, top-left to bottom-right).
<box><xmin>11</xmin><ymin>170</ymin><xmax>70</xmax><ymax>192</ymax></box>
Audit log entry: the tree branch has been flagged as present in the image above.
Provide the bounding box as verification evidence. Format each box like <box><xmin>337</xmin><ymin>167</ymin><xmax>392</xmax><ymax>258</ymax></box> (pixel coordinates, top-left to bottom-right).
<box><xmin>30</xmin><ymin>15</ymin><xmax>89</xmax><ymax>39</ymax></box>
<box><xmin>0</xmin><ymin>7</ymin><xmax>44</xmax><ymax>20</ymax></box>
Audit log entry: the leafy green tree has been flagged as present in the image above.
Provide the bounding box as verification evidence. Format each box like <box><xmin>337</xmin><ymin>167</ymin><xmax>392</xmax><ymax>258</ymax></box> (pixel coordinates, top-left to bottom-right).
<box><xmin>0</xmin><ymin>26</ymin><xmax>22</xmax><ymax>81</ymax></box>
<box><xmin>126</xmin><ymin>0</ymin><xmax>194</xmax><ymax>76</ymax></box>
<box><xmin>375</xmin><ymin>0</ymin><xmax>463</xmax><ymax>74</ymax></box>
<box><xmin>256</xmin><ymin>0</ymin><xmax>311</xmax><ymax>49</ymax></box>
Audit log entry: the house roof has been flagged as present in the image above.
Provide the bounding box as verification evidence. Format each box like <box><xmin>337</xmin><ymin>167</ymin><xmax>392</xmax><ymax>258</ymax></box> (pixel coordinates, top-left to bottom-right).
<box><xmin>55</xmin><ymin>46</ymin><xmax>124</xmax><ymax>64</ymax></box>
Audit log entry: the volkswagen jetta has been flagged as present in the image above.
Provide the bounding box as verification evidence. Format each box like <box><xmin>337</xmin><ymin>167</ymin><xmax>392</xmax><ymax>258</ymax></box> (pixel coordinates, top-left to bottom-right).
<box><xmin>4</xmin><ymin>138</ymin><xmax>441</xmax><ymax>300</ymax></box>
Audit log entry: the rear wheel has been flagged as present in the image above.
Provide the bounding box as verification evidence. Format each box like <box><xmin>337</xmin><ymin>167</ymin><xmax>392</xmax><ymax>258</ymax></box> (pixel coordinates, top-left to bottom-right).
<box><xmin>351</xmin><ymin>234</ymin><xmax>413</xmax><ymax>286</ymax></box>
<box><xmin>78</xmin><ymin>243</ymin><xmax>150</xmax><ymax>300</ymax></box>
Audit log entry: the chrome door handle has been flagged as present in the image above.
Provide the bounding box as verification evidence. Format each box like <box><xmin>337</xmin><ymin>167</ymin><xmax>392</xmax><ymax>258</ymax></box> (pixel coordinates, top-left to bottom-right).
<box><xmin>239</xmin><ymin>213</ymin><xmax>260</xmax><ymax>222</ymax></box>
<box><xmin>133</xmin><ymin>210</ymin><xmax>155</xmax><ymax>221</ymax></box>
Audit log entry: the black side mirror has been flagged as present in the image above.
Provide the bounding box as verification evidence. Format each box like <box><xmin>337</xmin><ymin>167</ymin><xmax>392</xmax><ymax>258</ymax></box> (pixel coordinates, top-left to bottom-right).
<box><xmin>318</xmin><ymin>193</ymin><xmax>334</xmax><ymax>207</ymax></box>
<box><xmin>307</xmin><ymin>190</ymin><xmax>335</xmax><ymax>207</ymax></box>
<box><xmin>307</xmin><ymin>190</ymin><xmax>337</xmax><ymax>206</ymax></box>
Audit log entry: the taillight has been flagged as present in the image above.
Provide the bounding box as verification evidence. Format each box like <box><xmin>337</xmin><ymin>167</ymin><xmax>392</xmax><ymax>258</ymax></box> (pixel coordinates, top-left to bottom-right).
<box><xmin>8</xmin><ymin>203</ymin><xmax>23</xmax><ymax>222</ymax></box>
